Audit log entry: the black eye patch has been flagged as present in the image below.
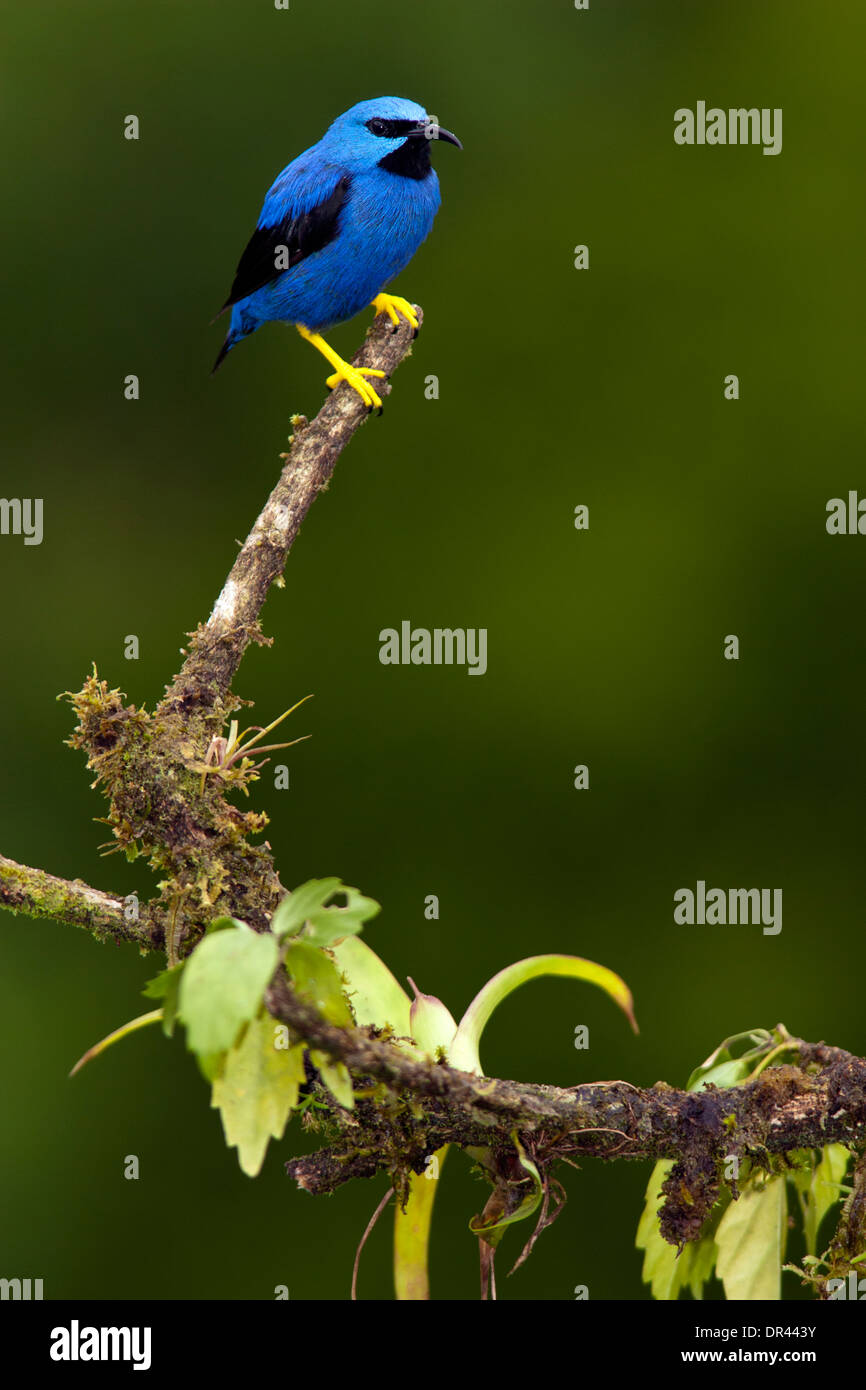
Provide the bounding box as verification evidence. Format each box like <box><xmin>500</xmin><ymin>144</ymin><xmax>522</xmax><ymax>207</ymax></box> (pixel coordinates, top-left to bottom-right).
<box><xmin>366</xmin><ymin>117</ymin><xmax>423</xmax><ymax>138</ymax></box>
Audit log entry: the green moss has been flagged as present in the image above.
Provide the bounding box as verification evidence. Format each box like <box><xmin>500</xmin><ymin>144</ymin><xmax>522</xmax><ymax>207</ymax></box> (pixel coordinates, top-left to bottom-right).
<box><xmin>63</xmin><ymin>669</ymin><xmax>284</xmax><ymax>960</ymax></box>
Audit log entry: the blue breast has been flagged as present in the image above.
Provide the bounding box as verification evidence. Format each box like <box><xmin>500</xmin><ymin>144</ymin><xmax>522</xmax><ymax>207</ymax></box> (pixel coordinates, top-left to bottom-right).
<box><xmin>244</xmin><ymin>168</ymin><xmax>441</xmax><ymax>333</ymax></box>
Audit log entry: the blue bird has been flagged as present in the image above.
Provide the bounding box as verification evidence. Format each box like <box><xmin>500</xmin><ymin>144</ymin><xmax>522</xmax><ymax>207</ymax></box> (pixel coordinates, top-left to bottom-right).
<box><xmin>213</xmin><ymin>96</ymin><xmax>461</xmax><ymax>409</ymax></box>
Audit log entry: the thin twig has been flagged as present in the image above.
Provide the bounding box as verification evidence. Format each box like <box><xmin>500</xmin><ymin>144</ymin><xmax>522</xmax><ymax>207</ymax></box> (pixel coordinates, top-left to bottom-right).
<box><xmin>351</xmin><ymin>1187</ymin><xmax>394</xmax><ymax>1300</ymax></box>
<box><xmin>161</xmin><ymin>308</ymin><xmax>421</xmax><ymax>717</ymax></box>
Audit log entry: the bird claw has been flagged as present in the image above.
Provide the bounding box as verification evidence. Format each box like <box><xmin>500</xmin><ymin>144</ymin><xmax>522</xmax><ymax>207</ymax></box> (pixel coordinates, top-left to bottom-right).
<box><xmin>370</xmin><ymin>293</ymin><xmax>420</xmax><ymax>332</ymax></box>
<box><xmin>324</xmin><ymin>362</ymin><xmax>386</xmax><ymax>410</ymax></box>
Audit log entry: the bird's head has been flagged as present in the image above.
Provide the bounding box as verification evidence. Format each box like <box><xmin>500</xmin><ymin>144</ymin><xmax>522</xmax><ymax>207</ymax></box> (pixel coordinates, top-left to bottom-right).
<box><xmin>323</xmin><ymin>97</ymin><xmax>462</xmax><ymax>177</ymax></box>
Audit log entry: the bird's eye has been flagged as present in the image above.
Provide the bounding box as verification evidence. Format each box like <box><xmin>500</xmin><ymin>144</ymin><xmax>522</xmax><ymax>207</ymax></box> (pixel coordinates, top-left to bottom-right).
<box><xmin>367</xmin><ymin>118</ymin><xmax>388</xmax><ymax>136</ymax></box>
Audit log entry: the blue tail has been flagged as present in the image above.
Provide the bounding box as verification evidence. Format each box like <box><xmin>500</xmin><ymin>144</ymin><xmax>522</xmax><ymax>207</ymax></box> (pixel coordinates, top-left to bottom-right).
<box><xmin>211</xmin><ymin>335</ymin><xmax>233</xmax><ymax>374</ymax></box>
<box><xmin>211</xmin><ymin>305</ymin><xmax>257</xmax><ymax>374</ymax></box>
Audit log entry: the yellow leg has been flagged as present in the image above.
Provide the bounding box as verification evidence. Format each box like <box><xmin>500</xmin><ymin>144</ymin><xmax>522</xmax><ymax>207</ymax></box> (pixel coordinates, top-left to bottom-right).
<box><xmin>296</xmin><ymin>324</ymin><xmax>386</xmax><ymax>410</ymax></box>
<box><xmin>371</xmin><ymin>293</ymin><xmax>419</xmax><ymax>332</ymax></box>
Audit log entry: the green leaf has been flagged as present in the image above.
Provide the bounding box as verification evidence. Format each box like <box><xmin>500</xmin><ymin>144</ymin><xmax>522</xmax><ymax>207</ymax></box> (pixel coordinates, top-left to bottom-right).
<box><xmin>635</xmin><ymin>1159</ymin><xmax>730</xmax><ymax>1300</ymax></box>
<box><xmin>692</xmin><ymin>1057</ymin><xmax>761</xmax><ymax>1091</ymax></box>
<box><xmin>811</xmin><ymin>1145</ymin><xmax>850</xmax><ymax>1241</ymax></box>
<box><xmin>196</xmin><ymin>1053</ymin><xmax>227</xmax><ymax>1083</ymax></box>
<box><xmin>686</xmin><ymin>1030</ymin><xmax>772</xmax><ymax>1091</ymax></box>
<box><xmin>283</xmin><ymin>942</ymin><xmax>360</xmax><ymax>1109</ymax></box>
<box><xmin>211</xmin><ymin>1011</ymin><xmax>306</xmax><ymax>1176</ymax></box>
<box><xmin>330</xmin><ymin>936</ymin><xmax>412</xmax><ymax>1035</ymax></box>
<box><xmin>635</xmin><ymin>1160</ymin><xmax>681</xmax><ymax>1300</ymax></box>
<box><xmin>715</xmin><ymin>1174</ymin><xmax>787</xmax><ymax>1300</ymax></box>
<box><xmin>304</xmin><ymin>886</ymin><xmax>381</xmax><ymax>947</ymax></box>
<box><xmin>394</xmin><ymin>1146</ymin><xmax>449</xmax><ymax>1301</ymax></box>
<box><xmin>204</xmin><ymin>916</ymin><xmax>241</xmax><ymax>935</ymax></box>
<box><xmin>285</xmin><ymin>941</ymin><xmax>354</xmax><ymax>1027</ymax></box>
<box><xmin>310</xmin><ymin>1051</ymin><xmax>354</xmax><ymax>1110</ymax></box>
<box><xmin>793</xmin><ymin>1145</ymin><xmax>851</xmax><ymax>1256</ymax></box>
<box><xmin>270</xmin><ymin>879</ymin><xmax>343</xmax><ymax>939</ymax></box>
<box><xmin>271</xmin><ymin>879</ymin><xmax>380</xmax><ymax>947</ymax></box>
<box><xmin>449</xmin><ymin>953</ymin><xmax>637</xmax><ymax>1076</ymax></box>
<box><xmin>178</xmin><ymin>922</ymin><xmax>279</xmax><ymax>1061</ymax></box>
<box><xmin>686</xmin><ymin>1225</ymin><xmax>722</xmax><ymax>1299</ymax></box>
<box><xmin>142</xmin><ymin>962</ymin><xmax>184</xmax><ymax>1037</ymax></box>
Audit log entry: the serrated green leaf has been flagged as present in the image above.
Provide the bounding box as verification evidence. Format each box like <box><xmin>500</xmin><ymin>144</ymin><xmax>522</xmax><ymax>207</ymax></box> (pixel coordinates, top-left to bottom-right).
<box><xmin>716</xmin><ymin>1174</ymin><xmax>786</xmax><ymax>1300</ymax></box>
<box><xmin>449</xmin><ymin>953</ymin><xmax>637</xmax><ymax>1076</ymax></box>
<box><xmin>330</xmin><ymin>936</ymin><xmax>412</xmax><ymax>1035</ymax></box>
<box><xmin>270</xmin><ymin>879</ymin><xmax>343</xmax><ymax>938</ymax></box>
<box><xmin>310</xmin><ymin>1051</ymin><xmax>354</xmax><ymax>1110</ymax></box>
<box><xmin>211</xmin><ymin>1012</ymin><xmax>306</xmax><ymax>1176</ymax></box>
<box><xmin>271</xmin><ymin>878</ymin><xmax>380</xmax><ymax>947</ymax></box>
<box><xmin>303</xmin><ymin>886</ymin><xmax>381</xmax><ymax>947</ymax></box>
<box><xmin>636</xmin><ymin>1160</ymin><xmax>679</xmax><ymax>1299</ymax></box>
<box><xmin>285</xmin><ymin>941</ymin><xmax>354</xmax><ymax>1027</ymax></box>
<box><xmin>142</xmin><ymin>962</ymin><xmax>184</xmax><ymax>1036</ymax></box>
<box><xmin>178</xmin><ymin>922</ymin><xmax>279</xmax><ymax>1060</ymax></box>
<box><xmin>686</xmin><ymin>1228</ymin><xmax>722</xmax><ymax>1300</ymax></box>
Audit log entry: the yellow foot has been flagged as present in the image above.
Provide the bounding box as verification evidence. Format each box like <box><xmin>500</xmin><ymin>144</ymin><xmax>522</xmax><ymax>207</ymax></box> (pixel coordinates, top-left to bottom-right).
<box><xmin>324</xmin><ymin>362</ymin><xmax>386</xmax><ymax>410</ymax></box>
<box><xmin>371</xmin><ymin>293</ymin><xmax>419</xmax><ymax>332</ymax></box>
<box><xmin>296</xmin><ymin>324</ymin><xmax>386</xmax><ymax>410</ymax></box>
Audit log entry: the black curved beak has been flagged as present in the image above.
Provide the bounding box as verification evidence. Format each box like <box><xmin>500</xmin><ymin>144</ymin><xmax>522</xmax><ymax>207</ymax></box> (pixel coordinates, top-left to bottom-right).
<box><xmin>431</xmin><ymin>125</ymin><xmax>462</xmax><ymax>150</ymax></box>
<box><xmin>409</xmin><ymin>121</ymin><xmax>463</xmax><ymax>150</ymax></box>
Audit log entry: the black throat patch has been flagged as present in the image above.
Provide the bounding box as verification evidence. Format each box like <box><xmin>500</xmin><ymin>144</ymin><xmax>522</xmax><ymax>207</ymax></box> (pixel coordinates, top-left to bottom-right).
<box><xmin>378</xmin><ymin>138</ymin><xmax>432</xmax><ymax>182</ymax></box>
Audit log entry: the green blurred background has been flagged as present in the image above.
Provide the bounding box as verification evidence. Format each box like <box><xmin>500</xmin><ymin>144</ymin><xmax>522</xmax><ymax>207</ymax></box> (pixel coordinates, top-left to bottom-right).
<box><xmin>2</xmin><ymin>0</ymin><xmax>864</xmax><ymax>1300</ymax></box>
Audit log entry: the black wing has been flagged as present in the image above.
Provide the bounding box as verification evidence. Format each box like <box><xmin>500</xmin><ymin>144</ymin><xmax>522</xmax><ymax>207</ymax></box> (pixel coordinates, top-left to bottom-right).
<box><xmin>220</xmin><ymin>174</ymin><xmax>351</xmax><ymax>311</ymax></box>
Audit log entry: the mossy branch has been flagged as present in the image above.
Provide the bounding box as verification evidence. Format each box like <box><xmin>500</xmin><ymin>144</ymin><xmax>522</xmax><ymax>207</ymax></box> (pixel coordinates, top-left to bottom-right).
<box><xmin>2</xmin><ymin>305</ymin><xmax>864</xmax><ymax>1294</ymax></box>
<box><xmin>0</xmin><ymin>853</ymin><xmax>158</xmax><ymax>948</ymax></box>
<box><xmin>1</xmin><ymin>308</ymin><xmax>420</xmax><ymax>956</ymax></box>
<box><xmin>267</xmin><ymin>984</ymin><xmax>866</xmax><ymax>1245</ymax></box>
